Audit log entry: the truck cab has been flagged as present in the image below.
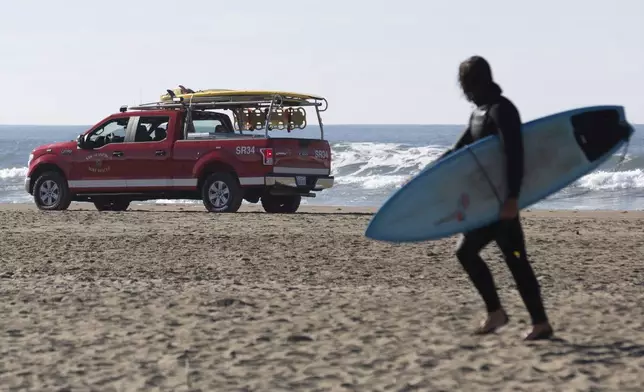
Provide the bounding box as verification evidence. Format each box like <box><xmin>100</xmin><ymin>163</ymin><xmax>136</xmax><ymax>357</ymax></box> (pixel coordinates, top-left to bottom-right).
<box><xmin>25</xmin><ymin>89</ymin><xmax>334</xmax><ymax>213</ymax></box>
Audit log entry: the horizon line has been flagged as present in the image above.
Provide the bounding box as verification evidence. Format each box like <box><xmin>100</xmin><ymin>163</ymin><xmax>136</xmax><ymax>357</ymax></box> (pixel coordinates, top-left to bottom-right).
<box><xmin>1</xmin><ymin>122</ymin><xmax>643</xmax><ymax>128</ymax></box>
<box><xmin>0</xmin><ymin>122</ymin><xmax>469</xmax><ymax>127</ymax></box>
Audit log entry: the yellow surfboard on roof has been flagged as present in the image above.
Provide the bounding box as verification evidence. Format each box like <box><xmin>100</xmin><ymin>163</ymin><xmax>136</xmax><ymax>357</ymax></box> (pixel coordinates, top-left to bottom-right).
<box><xmin>159</xmin><ymin>87</ymin><xmax>324</xmax><ymax>102</ymax></box>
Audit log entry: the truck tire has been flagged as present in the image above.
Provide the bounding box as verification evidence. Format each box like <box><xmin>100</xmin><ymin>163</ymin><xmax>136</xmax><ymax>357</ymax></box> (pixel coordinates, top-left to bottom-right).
<box><xmin>93</xmin><ymin>198</ymin><xmax>131</xmax><ymax>211</ymax></box>
<box><xmin>32</xmin><ymin>171</ymin><xmax>73</xmax><ymax>211</ymax></box>
<box><xmin>201</xmin><ymin>172</ymin><xmax>243</xmax><ymax>213</ymax></box>
<box><xmin>261</xmin><ymin>195</ymin><xmax>301</xmax><ymax>213</ymax></box>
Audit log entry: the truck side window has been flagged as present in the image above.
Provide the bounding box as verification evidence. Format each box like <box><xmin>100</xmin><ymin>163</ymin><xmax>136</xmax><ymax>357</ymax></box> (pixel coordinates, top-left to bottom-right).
<box><xmin>87</xmin><ymin>118</ymin><xmax>129</xmax><ymax>148</ymax></box>
<box><xmin>188</xmin><ymin>119</ymin><xmax>231</xmax><ymax>139</ymax></box>
<box><xmin>134</xmin><ymin>116</ymin><xmax>170</xmax><ymax>142</ymax></box>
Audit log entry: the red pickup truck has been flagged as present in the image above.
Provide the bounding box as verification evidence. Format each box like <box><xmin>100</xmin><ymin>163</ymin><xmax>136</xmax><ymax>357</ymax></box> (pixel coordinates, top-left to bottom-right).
<box><xmin>25</xmin><ymin>89</ymin><xmax>334</xmax><ymax>213</ymax></box>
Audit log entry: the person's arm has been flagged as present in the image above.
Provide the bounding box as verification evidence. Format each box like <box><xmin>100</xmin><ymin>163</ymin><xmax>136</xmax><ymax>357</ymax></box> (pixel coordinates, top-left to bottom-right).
<box><xmin>404</xmin><ymin>120</ymin><xmax>473</xmax><ymax>186</ymax></box>
<box><xmin>489</xmin><ymin>101</ymin><xmax>523</xmax><ymax>199</ymax></box>
<box><xmin>438</xmin><ymin>114</ymin><xmax>474</xmax><ymax>160</ymax></box>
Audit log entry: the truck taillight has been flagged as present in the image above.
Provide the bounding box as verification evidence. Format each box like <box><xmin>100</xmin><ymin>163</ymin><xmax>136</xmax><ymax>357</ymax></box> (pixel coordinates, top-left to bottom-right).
<box><xmin>260</xmin><ymin>148</ymin><xmax>273</xmax><ymax>165</ymax></box>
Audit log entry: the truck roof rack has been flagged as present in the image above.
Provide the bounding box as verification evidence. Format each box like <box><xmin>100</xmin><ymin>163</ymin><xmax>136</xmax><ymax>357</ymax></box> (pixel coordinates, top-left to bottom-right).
<box><xmin>122</xmin><ymin>90</ymin><xmax>329</xmax><ymax>139</ymax></box>
<box><xmin>126</xmin><ymin>92</ymin><xmax>328</xmax><ymax>112</ymax></box>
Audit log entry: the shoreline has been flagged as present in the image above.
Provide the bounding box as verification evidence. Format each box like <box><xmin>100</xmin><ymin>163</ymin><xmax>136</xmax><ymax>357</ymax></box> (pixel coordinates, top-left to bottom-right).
<box><xmin>1</xmin><ymin>201</ymin><xmax>643</xmax><ymax>219</ymax></box>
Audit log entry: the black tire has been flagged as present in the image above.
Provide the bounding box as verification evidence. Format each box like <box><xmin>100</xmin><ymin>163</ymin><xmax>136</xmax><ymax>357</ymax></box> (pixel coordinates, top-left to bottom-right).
<box><xmin>201</xmin><ymin>172</ymin><xmax>243</xmax><ymax>213</ymax></box>
<box><xmin>261</xmin><ymin>195</ymin><xmax>301</xmax><ymax>213</ymax></box>
<box><xmin>32</xmin><ymin>171</ymin><xmax>73</xmax><ymax>211</ymax></box>
<box><xmin>93</xmin><ymin>198</ymin><xmax>131</xmax><ymax>211</ymax></box>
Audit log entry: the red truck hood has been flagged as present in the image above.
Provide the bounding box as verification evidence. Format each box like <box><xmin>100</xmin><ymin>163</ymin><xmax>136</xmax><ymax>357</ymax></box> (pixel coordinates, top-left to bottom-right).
<box><xmin>32</xmin><ymin>140</ymin><xmax>76</xmax><ymax>155</ymax></box>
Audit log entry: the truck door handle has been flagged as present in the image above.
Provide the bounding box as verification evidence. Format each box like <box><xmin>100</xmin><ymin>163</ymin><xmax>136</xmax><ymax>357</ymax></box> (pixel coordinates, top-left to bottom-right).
<box><xmin>155</xmin><ymin>150</ymin><xmax>166</xmax><ymax>156</ymax></box>
<box><xmin>112</xmin><ymin>151</ymin><xmax>124</xmax><ymax>157</ymax></box>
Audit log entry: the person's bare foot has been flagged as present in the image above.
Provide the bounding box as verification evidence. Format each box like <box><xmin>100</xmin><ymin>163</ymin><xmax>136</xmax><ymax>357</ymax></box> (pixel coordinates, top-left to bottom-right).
<box><xmin>473</xmin><ymin>309</ymin><xmax>509</xmax><ymax>335</ymax></box>
<box><xmin>523</xmin><ymin>322</ymin><xmax>554</xmax><ymax>341</ymax></box>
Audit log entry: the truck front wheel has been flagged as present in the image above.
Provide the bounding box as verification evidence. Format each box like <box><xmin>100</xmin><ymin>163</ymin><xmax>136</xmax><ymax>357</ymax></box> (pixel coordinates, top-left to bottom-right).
<box><xmin>32</xmin><ymin>171</ymin><xmax>73</xmax><ymax>211</ymax></box>
<box><xmin>201</xmin><ymin>172</ymin><xmax>243</xmax><ymax>213</ymax></box>
<box><xmin>261</xmin><ymin>194</ymin><xmax>301</xmax><ymax>213</ymax></box>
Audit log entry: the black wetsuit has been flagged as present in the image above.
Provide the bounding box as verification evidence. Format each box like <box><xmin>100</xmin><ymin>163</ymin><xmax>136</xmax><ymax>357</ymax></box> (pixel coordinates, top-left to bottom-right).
<box><xmin>444</xmin><ymin>83</ymin><xmax>548</xmax><ymax>326</ymax></box>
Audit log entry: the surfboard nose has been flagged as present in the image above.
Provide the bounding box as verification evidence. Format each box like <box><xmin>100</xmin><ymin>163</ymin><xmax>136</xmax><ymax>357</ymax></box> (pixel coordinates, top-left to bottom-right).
<box><xmin>365</xmin><ymin>206</ymin><xmax>409</xmax><ymax>242</ymax></box>
<box><xmin>571</xmin><ymin>106</ymin><xmax>634</xmax><ymax>163</ymax></box>
<box><xmin>364</xmin><ymin>213</ymin><xmax>392</xmax><ymax>241</ymax></box>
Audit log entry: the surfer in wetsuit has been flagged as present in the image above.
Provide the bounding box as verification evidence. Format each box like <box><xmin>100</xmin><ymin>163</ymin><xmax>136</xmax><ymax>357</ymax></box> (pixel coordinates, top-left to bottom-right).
<box><xmin>441</xmin><ymin>55</ymin><xmax>553</xmax><ymax>340</ymax></box>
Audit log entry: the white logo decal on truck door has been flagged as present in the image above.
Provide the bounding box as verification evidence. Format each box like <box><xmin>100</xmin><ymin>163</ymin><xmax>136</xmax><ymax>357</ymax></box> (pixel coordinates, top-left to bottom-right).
<box><xmin>86</xmin><ymin>152</ymin><xmax>111</xmax><ymax>173</ymax></box>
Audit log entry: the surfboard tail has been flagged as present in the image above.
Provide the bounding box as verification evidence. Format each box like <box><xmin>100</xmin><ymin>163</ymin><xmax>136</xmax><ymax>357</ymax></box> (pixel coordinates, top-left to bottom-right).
<box><xmin>571</xmin><ymin>106</ymin><xmax>634</xmax><ymax>163</ymax></box>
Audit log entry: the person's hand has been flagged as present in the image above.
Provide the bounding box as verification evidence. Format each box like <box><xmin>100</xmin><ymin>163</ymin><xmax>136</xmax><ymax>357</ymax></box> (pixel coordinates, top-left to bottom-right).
<box><xmin>500</xmin><ymin>197</ymin><xmax>519</xmax><ymax>220</ymax></box>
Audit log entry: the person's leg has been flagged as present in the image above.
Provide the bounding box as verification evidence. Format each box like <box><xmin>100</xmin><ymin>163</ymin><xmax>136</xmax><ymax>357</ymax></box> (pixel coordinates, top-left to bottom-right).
<box><xmin>494</xmin><ymin>216</ymin><xmax>553</xmax><ymax>340</ymax></box>
<box><xmin>455</xmin><ymin>223</ymin><xmax>508</xmax><ymax>333</ymax></box>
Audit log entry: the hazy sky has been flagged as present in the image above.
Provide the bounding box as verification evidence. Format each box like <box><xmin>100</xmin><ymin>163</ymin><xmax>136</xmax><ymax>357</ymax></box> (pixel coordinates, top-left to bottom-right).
<box><xmin>1</xmin><ymin>0</ymin><xmax>642</xmax><ymax>125</ymax></box>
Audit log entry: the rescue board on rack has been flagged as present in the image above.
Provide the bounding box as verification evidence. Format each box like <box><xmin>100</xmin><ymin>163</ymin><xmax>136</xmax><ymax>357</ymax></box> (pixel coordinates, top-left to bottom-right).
<box><xmin>364</xmin><ymin>105</ymin><xmax>634</xmax><ymax>243</ymax></box>
<box><xmin>160</xmin><ymin>88</ymin><xmax>324</xmax><ymax>102</ymax></box>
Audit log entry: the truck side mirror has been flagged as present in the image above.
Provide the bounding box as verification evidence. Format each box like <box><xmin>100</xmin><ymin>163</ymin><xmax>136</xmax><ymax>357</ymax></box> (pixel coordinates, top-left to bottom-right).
<box><xmin>77</xmin><ymin>134</ymin><xmax>87</xmax><ymax>149</ymax></box>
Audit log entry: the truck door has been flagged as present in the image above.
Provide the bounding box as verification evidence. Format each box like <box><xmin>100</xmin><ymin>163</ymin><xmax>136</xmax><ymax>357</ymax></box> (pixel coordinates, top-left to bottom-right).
<box><xmin>68</xmin><ymin>115</ymin><xmax>136</xmax><ymax>191</ymax></box>
<box><xmin>120</xmin><ymin>114</ymin><xmax>175</xmax><ymax>190</ymax></box>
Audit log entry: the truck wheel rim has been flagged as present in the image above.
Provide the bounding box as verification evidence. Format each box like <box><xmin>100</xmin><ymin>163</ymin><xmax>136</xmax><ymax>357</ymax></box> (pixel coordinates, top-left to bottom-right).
<box><xmin>39</xmin><ymin>180</ymin><xmax>60</xmax><ymax>206</ymax></box>
<box><xmin>208</xmin><ymin>181</ymin><xmax>230</xmax><ymax>208</ymax></box>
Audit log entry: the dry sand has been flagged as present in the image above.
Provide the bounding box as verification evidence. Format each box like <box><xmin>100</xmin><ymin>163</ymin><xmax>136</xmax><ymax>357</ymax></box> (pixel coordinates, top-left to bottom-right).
<box><xmin>0</xmin><ymin>202</ymin><xmax>643</xmax><ymax>391</ymax></box>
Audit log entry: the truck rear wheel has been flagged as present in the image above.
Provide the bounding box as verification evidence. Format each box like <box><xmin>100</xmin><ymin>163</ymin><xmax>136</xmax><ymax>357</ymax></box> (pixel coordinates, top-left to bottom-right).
<box><xmin>261</xmin><ymin>194</ymin><xmax>301</xmax><ymax>213</ymax></box>
<box><xmin>93</xmin><ymin>198</ymin><xmax>131</xmax><ymax>211</ymax></box>
<box><xmin>201</xmin><ymin>172</ymin><xmax>243</xmax><ymax>213</ymax></box>
<box><xmin>32</xmin><ymin>171</ymin><xmax>73</xmax><ymax>211</ymax></box>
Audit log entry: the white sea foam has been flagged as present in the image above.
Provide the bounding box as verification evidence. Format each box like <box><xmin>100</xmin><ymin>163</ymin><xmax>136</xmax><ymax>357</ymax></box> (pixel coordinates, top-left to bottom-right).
<box><xmin>0</xmin><ymin>167</ymin><xmax>28</xmax><ymax>180</ymax></box>
<box><xmin>329</xmin><ymin>142</ymin><xmax>644</xmax><ymax>192</ymax></box>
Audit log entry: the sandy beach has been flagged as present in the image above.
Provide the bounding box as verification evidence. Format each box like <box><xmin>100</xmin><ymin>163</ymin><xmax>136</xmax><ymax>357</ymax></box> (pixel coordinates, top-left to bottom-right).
<box><xmin>1</xmin><ymin>203</ymin><xmax>643</xmax><ymax>392</ymax></box>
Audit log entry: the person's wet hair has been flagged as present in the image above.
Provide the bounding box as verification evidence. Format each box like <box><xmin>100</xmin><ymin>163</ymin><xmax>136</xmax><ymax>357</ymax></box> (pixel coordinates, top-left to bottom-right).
<box><xmin>458</xmin><ymin>55</ymin><xmax>495</xmax><ymax>102</ymax></box>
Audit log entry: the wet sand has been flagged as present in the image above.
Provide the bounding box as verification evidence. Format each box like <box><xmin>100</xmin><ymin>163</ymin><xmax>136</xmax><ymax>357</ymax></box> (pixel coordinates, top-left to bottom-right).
<box><xmin>1</xmin><ymin>203</ymin><xmax>643</xmax><ymax>391</ymax></box>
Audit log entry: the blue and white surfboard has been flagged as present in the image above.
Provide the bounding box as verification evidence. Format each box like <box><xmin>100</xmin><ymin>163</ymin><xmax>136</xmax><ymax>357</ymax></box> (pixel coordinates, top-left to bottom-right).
<box><xmin>365</xmin><ymin>106</ymin><xmax>635</xmax><ymax>243</ymax></box>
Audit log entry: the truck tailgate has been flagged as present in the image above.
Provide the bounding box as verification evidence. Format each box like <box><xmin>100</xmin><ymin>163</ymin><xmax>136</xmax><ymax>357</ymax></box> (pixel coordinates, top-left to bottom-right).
<box><xmin>268</xmin><ymin>138</ymin><xmax>331</xmax><ymax>176</ymax></box>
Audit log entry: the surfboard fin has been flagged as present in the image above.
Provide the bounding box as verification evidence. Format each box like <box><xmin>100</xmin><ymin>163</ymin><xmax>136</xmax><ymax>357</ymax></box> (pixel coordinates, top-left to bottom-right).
<box><xmin>178</xmin><ymin>85</ymin><xmax>195</xmax><ymax>93</ymax></box>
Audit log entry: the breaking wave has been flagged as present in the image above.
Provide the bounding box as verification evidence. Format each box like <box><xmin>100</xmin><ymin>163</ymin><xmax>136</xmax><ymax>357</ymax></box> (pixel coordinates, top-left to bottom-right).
<box><xmin>328</xmin><ymin>142</ymin><xmax>644</xmax><ymax>192</ymax></box>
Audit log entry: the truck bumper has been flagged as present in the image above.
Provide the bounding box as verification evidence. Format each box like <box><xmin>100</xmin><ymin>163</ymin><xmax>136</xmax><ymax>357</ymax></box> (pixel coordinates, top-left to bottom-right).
<box><xmin>264</xmin><ymin>175</ymin><xmax>334</xmax><ymax>190</ymax></box>
<box><xmin>25</xmin><ymin>177</ymin><xmax>31</xmax><ymax>194</ymax></box>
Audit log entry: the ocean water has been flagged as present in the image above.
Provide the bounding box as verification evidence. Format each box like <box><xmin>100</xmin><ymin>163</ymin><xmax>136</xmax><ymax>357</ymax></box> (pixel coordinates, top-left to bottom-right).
<box><xmin>1</xmin><ymin>123</ymin><xmax>643</xmax><ymax>210</ymax></box>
